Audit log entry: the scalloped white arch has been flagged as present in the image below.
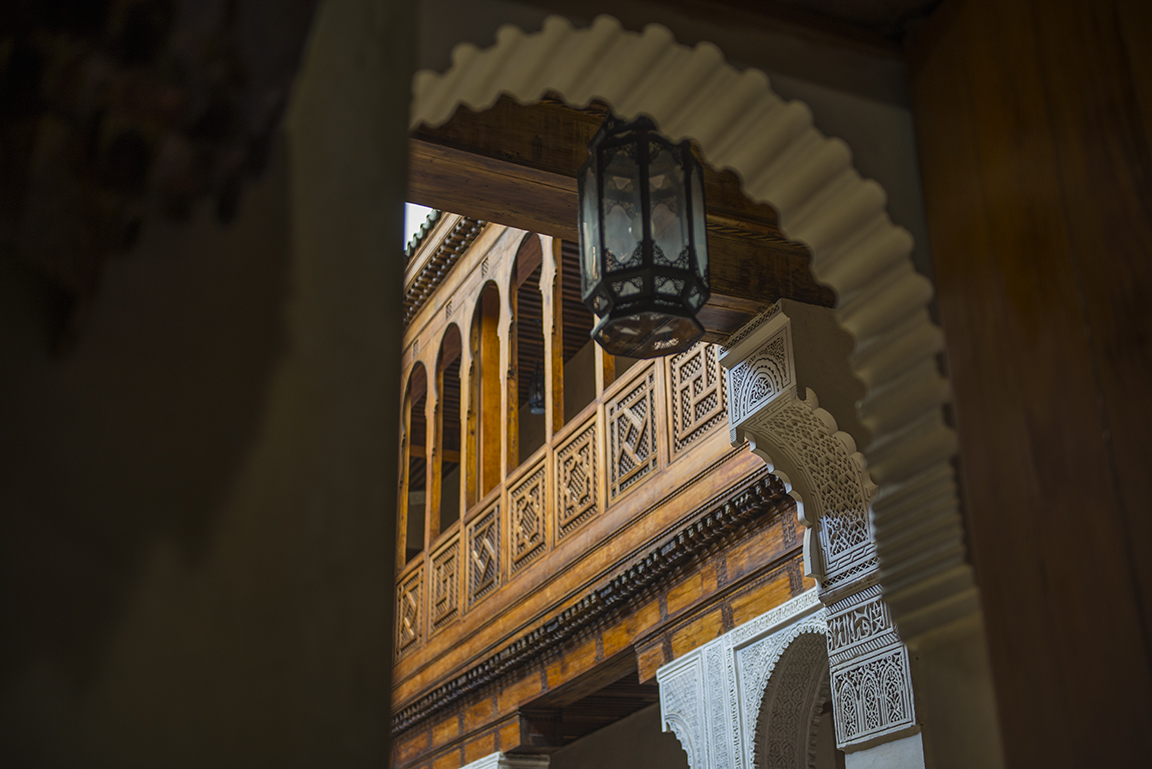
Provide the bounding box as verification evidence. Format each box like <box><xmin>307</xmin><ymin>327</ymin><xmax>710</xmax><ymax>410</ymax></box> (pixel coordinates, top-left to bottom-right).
<box><xmin>409</xmin><ymin>14</ymin><xmax>977</xmax><ymax>641</ymax></box>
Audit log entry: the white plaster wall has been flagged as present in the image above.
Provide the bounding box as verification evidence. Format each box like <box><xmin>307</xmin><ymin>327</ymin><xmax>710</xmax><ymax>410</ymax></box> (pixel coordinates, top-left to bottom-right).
<box><xmin>844</xmin><ymin>733</ymin><xmax>925</xmax><ymax>769</ymax></box>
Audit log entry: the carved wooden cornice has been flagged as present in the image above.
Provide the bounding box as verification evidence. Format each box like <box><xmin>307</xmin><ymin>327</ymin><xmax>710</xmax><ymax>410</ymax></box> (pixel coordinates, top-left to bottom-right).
<box><xmin>402</xmin><ymin>216</ymin><xmax>486</xmax><ymax>326</ymax></box>
<box><xmin>390</xmin><ymin>469</ymin><xmax>790</xmax><ymax>734</ymax></box>
<box><xmin>405</xmin><ymin>209</ymin><xmax>443</xmax><ymax>261</ymax></box>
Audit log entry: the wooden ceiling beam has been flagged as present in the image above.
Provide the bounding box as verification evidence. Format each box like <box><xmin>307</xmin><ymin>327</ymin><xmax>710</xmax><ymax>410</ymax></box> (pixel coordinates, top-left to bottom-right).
<box><xmin>409</xmin><ymin>97</ymin><xmax>834</xmax><ymax>341</ymax></box>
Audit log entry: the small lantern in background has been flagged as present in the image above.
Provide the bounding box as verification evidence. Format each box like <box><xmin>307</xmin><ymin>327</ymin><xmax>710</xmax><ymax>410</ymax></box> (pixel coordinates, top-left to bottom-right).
<box><xmin>528</xmin><ymin>359</ymin><xmax>546</xmax><ymax>415</ymax></box>
<box><xmin>578</xmin><ymin>114</ymin><xmax>709</xmax><ymax>358</ymax></box>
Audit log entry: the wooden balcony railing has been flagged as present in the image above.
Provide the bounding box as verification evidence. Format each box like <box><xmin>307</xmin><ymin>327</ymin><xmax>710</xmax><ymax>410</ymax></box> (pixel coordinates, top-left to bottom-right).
<box><xmin>395</xmin><ymin>339</ymin><xmax>730</xmax><ymax>663</ymax></box>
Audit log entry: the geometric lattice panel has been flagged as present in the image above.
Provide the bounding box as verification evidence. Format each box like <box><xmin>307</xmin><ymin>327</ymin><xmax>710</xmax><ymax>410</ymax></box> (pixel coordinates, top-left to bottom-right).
<box><xmin>509</xmin><ymin>460</ymin><xmax>547</xmax><ymax>574</ymax></box>
<box><xmin>396</xmin><ymin>563</ymin><xmax>423</xmax><ymax>659</ymax></box>
<box><xmin>430</xmin><ymin>533</ymin><xmax>460</xmax><ymax>634</ymax></box>
<box><xmin>607</xmin><ymin>366</ymin><xmax>658</xmax><ymax>502</ymax></box>
<box><xmin>466</xmin><ymin>502</ymin><xmax>501</xmax><ymax>610</ymax></box>
<box><xmin>667</xmin><ymin>342</ymin><xmax>727</xmax><ymax>460</ymax></box>
<box><xmin>555</xmin><ymin>416</ymin><xmax>599</xmax><ymax>540</ymax></box>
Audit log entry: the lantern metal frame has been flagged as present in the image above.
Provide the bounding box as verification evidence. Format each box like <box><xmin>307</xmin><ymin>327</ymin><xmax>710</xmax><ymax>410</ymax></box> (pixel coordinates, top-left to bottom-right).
<box><xmin>577</xmin><ymin>114</ymin><xmax>710</xmax><ymax>359</ymax></box>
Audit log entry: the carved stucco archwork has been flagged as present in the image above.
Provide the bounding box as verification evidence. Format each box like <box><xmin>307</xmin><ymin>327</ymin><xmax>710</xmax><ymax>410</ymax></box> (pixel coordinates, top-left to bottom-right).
<box><xmin>658</xmin><ymin>590</ymin><xmax>832</xmax><ymax>769</ymax></box>
<box><xmin>720</xmin><ymin>305</ymin><xmax>876</xmax><ymax>597</ymax></box>
<box><xmin>656</xmin><ymin>304</ymin><xmax>924</xmax><ymax>768</ymax></box>
<box><xmin>722</xmin><ymin>304</ymin><xmax>921</xmax><ymax>756</ymax></box>
<box><xmin>408</xmin><ymin>14</ymin><xmax>977</xmax><ymax>645</ymax></box>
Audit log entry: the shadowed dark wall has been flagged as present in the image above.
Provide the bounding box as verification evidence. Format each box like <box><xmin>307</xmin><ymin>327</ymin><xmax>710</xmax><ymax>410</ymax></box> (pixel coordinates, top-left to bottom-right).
<box><xmin>0</xmin><ymin>0</ymin><xmax>414</xmax><ymax>764</ymax></box>
<box><xmin>910</xmin><ymin>0</ymin><xmax>1152</xmax><ymax>765</ymax></box>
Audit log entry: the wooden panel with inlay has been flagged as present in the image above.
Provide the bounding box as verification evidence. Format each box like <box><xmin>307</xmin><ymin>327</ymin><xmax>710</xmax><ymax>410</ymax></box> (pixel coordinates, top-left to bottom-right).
<box><xmin>396</xmin><ymin>562</ymin><xmax>424</xmax><ymax>660</ymax></box>
<box><xmin>606</xmin><ymin>365</ymin><xmax>660</xmax><ymax>503</ymax></box>
<box><xmin>429</xmin><ymin>530</ymin><xmax>462</xmax><ymax>636</ymax></box>
<box><xmin>466</xmin><ymin>502</ymin><xmax>501</xmax><ymax>611</ymax></box>
<box><xmin>665</xmin><ymin>342</ymin><xmax>728</xmax><ymax>462</ymax></box>
<box><xmin>508</xmin><ymin>459</ymin><xmax>548</xmax><ymax>574</ymax></box>
<box><xmin>554</xmin><ymin>414</ymin><xmax>600</xmax><ymax>541</ymax></box>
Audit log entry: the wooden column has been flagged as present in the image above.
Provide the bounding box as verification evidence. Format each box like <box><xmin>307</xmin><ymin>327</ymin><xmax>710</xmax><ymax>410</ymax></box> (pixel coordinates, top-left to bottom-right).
<box><xmin>544</xmin><ymin>237</ymin><xmax>564</xmax><ymax>438</ymax></box>
<box><xmin>478</xmin><ymin>287</ymin><xmax>503</xmax><ymax>499</ymax></box>
<box><xmin>397</xmin><ymin>380</ymin><xmax>413</xmax><ymax>566</ymax></box>
<box><xmin>909</xmin><ymin>0</ymin><xmax>1152</xmax><ymax>765</ymax></box>
<box><xmin>506</xmin><ymin>271</ymin><xmax>520</xmax><ymax>474</ymax></box>
<box><xmin>426</xmin><ymin>359</ymin><xmax>441</xmax><ymax>547</ymax></box>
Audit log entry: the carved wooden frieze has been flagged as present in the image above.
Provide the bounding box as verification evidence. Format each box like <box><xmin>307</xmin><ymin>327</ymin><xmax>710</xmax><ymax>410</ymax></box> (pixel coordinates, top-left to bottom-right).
<box><xmin>668</xmin><ymin>343</ymin><xmax>728</xmax><ymax>461</ymax></box>
<box><xmin>555</xmin><ymin>417</ymin><xmax>600</xmax><ymax>540</ymax></box>
<box><xmin>397</xmin><ymin>564</ymin><xmax>424</xmax><ymax>659</ymax></box>
<box><xmin>607</xmin><ymin>366</ymin><xmax>658</xmax><ymax>502</ymax></box>
<box><xmin>509</xmin><ymin>461</ymin><xmax>548</xmax><ymax>574</ymax></box>
<box><xmin>467</xmin><ymin>503</ymin><xmax>501</xmax><ymax>610</ymax></box>
<box><xmin>430</xmin><ymin>533</ymin><xmax>461</xmax><ymax>635</ymax></box>
<box><xmin>392</xmin><ymin>473</ymin><xmax>788</xmax><ymax>735</ymax></box>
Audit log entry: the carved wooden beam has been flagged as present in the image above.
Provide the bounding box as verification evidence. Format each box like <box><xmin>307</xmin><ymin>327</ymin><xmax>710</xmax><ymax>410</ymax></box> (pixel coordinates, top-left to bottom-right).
<box><xmin>408</xmin><ymin>97</ymin><xmax>834</xmax><ymax>341</ymax></box>
<box><xmin>390</xmin><ymin>468</ymin><xmax>791</xmax><ymax>734</ymax></box>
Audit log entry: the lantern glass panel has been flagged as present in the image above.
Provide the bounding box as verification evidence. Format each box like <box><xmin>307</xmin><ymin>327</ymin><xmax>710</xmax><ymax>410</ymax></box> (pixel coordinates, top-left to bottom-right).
<box><xmin>690</xmin><ymin>162</ymin><xmax>708</xmax><ymax>279</ymax></box>
<box><xmin>612</xmin><ymin>276</ymin><xmax>644</xmax><ymax>299</ymax></box>
<box><xmin>654</xmin><ymin>275</ymin><xmax>685</xmax><ymax>297</ymax></box>
<box><xmin>601</xmin><ymin>145</ymin><xmax>644</xmax><ymax>271</ymax></box>
<box><xmin>686</xmin><ymin>285</ymin><xmax>704</xmax><ymax>311</ymax></box>
<box><xmin>579</xmin><ymin>163</ymin><xmax>600</xmax><ymax>290</ymax></box>
<box><xmin>648</xmin><ymin>142</ymin><xmax>689</xmax><ymax>270</ymax></box>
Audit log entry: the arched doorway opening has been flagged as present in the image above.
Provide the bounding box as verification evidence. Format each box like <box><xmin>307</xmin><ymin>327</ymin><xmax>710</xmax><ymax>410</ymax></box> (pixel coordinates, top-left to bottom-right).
<box><xmin>405</xmin><ymin>13</ymin><xmax>1001</xmax><ymax>769</ymax></box>
<box><xmin>407</xmin><ymin>15</ymin><xmax>973</xmax><ymax>644</ymax></box>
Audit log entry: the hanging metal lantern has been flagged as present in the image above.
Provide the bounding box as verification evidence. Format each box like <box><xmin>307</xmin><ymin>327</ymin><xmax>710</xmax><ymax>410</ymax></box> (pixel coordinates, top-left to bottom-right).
<box><xmin>578</xmin><ymin>114</ymin><xmax>709</xmax><ymax>358</ymax></box>
<box><xmin>528</xmin><ymin>359</ymin><xmax>546</xmax><ymax>415</ymax></box>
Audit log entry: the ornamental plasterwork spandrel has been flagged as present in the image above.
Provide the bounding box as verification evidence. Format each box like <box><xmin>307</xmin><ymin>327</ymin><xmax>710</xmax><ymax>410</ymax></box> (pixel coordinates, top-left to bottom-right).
<box><xmin>754</xmin><ymin>633</ymin><xmax>829</xmax><ymax>769</ymax></box>
<box><xmin>705</xmin><ymin>644</ymin><xmax>736</xmax><ymax>769</ymax></box>
<box><xmin>659</xmin><ymin>650</ymin><xmax>707</xmax><ymax>769</ymax></box>
<box><xmin>737</xmin><ymin>618</ymin><xmax>827</xmax><ymax>769</ymax></box>
<box><xmin>726</xmin><ymin>328</ymin><xmax>793</xmax><ymax>427</ymax></box>
<box><xmin>658</xmin><ymin>590</ymin><xmax>828</xmax><ymax>769</ymax></box>
<box><xmin>742</xmin><ymin>395</ymin><xmax>875</xmax><ymax>593</ymax></box>
<box><xmin>719</xmin><ymin>303</ymin><xmax>877</xmax><ymax>594</ymax></box>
